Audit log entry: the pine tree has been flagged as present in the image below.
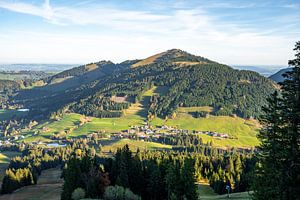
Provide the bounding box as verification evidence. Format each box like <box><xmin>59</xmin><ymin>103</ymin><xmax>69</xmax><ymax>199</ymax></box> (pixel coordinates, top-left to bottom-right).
<box><xmin>181</xmin><ymin>159</ymin><xmax>198</xmax><ymax>200</ymax></box>
<box><xmin>253</xmin><ymin>41</ymin><xmax>300</xmax><ymax>200</ymax></box>
<box><xmin>279</xmin><ymin>41</ymin><xmax>300</xmax><ymax>199</ymax></box>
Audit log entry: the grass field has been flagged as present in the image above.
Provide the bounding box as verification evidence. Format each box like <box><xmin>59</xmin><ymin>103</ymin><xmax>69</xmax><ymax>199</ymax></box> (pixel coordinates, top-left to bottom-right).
<box><xmin>0</xmin><ymin>168</ymin><xmax>63</xmax><ymax>200</ymax></box>
<box><xmin>150</xmin><ymin>113</ymin><xmax>260</xmax><ymax>148</ymax></box>
<box><xmin>198</xmin><ymin>184</ymin><xmax>252</xmax><ymax>200</ymax></box>
<box><xmin>21</xmin><ymin>112</ymin><xmax>259</xmax><ymax>147</ymax></box>
<box><xmin>100</xmin><ymin>139</ymin><xmax>172</xmax><ymax>155</ymax></box>
<box><xmin>177</xmin><ymin>106</ymin><xmax>213</xmax><ymax>113</ymax></box>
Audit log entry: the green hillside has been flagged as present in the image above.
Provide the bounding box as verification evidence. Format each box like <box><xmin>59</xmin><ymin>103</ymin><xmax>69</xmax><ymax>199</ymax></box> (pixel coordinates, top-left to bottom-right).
<box><xmin>19</xmin><ymin>111</ymin><xmax>259</xmax><ymax>147</ymax></box>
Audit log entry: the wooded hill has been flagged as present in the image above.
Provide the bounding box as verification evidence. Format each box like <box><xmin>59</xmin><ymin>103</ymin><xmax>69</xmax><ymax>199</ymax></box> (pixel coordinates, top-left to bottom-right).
<box><xmin>10</xmin><ymin>49</ymin><xmax>276</xmax><ymax>119</ymax></box>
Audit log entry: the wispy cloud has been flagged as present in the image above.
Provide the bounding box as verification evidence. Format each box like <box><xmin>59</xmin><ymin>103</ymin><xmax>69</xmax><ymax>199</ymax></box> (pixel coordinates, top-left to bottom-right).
<box><xmin>0</xmin><ymin>0</ymin><xmax>168</xmax><ymax>26</ymax></box>
<box><xmin>0</xmin><ymin>0</ymin><xmax>298</xmax><ymax>65</ymax></box>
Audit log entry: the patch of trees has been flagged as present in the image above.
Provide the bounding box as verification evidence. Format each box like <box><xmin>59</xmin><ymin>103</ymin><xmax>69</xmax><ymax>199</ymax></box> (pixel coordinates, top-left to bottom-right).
<box><xmin>61</xmin><ymin>145</ymin><xmax>198</xmax><ymax>200</ymax></box>
<box><xmin>0</xmin><ymin>118</ymin><xmax>36</xmax><ymax>137</ymax></box>
<box><xmin>189</xmin><ymin>111</ymin><xmax>209</xmax><ymax>118</ymax></box>
<box><xmin>1</xmin><ymin>148</ymin><xmax>61</xmax><ymax>193</ymax></box>
<box><xmin>104</xmin><ymin>145</ymin><xmax>198</xmax><ymax>200</ymax></box>
<box><xmin>61</xmin><ymin>151</ymin><xmax>111</xmax><ymax>200</ymax></box>
<box><xmin>1</xmin><ymin>138</ymin><xmax>100</xmax><ymax>194</ymax></box>
<box><xmin>0</xmin><ymin>80</ymin><xmax>21</xmax><ymax>107</ymax></box>
<box><xmin>149</xmin><ymin>63</ymin><xmax>275</xmax><ymax>118</ymax></box>
<box><xmin>69</xmin><ymin>96</ymin><xmax>129</xmax><ymax>118</ymax></box>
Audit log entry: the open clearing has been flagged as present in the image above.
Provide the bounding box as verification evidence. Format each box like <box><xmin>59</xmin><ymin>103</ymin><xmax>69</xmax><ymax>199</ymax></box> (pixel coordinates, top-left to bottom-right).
<box><xmin>198</xmin><ymin>184</ymin><xmax>252</xmax><ymax>200</ymax></box>
<box><xmin>0</xmin><ymin>168</ymin><xmax>63</xmax><ymax>200</ymax></box>
<box><xmin>100</xmin><ymin>139</ymin><xmax>172</xmax><ymax>155</ymax></box>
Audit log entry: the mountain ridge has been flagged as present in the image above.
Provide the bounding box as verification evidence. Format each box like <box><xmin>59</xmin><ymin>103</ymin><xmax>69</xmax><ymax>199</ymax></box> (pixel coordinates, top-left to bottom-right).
<box><xmin>6</xmin><ymin>49</ymin><xmax>277</xmax><ymax>120</ymax></box>
<box><xmin>269</xmin><ymin>67</ymin><xmax>292</xmax><ymax>83</ymax></box>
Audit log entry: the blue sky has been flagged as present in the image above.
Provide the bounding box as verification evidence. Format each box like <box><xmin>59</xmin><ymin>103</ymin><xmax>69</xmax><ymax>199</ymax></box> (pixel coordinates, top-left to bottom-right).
<box><xmin>0</xmin><ymin>0</ymin><xmax>299</xmax><ymax>66</ymax></box>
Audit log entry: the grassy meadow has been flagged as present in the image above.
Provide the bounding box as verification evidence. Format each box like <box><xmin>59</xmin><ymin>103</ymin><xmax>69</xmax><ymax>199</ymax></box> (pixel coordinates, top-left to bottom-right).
<box><xmin>100</xmin><ymin>139</ymin><xmax>172</xmax><ymax>155</ymax></box>
<box><xmin>150</xmin><ymin>113</ymin><xmax>260</xmax><ymax>147</ymax></box>
<box><xmin>198</xmin><ymin>184</ymin><xmax>252</xmax><ymax>200</ymax></box>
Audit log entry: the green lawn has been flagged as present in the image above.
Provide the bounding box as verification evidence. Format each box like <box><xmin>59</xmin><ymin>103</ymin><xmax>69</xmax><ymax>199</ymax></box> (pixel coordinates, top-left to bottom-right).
<box><xmin>177</xmin><ymin>106</ymin><xmax>213</xmax><ymax>113</ymax></box>
<box><xmin>70</xmin><ymin>115</ymin><xmax>144</xmax><ymax>137</ymax></box>
<box><xmin>198</xmin><ymin>184</ymin><xmax>252</xmax><ymax>200</ymax></box>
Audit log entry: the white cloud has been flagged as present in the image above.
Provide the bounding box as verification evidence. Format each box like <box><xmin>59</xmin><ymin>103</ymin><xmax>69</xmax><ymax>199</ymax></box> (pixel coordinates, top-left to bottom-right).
<box><xmin>0</xmin><ymin>0</ymin><xmax>297</xmax><ymax>65</ymax></box>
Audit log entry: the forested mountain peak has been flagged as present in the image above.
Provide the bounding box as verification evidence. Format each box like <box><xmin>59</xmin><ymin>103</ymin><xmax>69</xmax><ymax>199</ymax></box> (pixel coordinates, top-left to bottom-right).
<box><xmin>131</xmin><ymin>49</ymin><xmax>213</xmax><ymax>68</ymax></box>
<box><xmin>7</xmin><ymin>49</ymin><xmax>278</xmax><ymax>120</ymax></box>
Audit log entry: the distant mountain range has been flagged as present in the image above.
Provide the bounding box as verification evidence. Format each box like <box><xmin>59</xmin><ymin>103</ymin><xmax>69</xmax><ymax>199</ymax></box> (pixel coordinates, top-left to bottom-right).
<box><xmin>7</xmin><ymin>49</ymin><xmax>277</xmax><ymax>120</ymax></box>
<box><xmin>0</xmin><ymin>64</ymin><xmax>78</xmax><ymax>73</ymax></box>
<box><xmin>0</xmin><ymin>63</ymin><xmax>285</xmax><ymax>77</ymax></box>
<box><xmin>269</xmin><ymin>68</ymin><xmax>292</xmax><ymax>83</ymax></box>
<box><xmin>232</xmin><ymin>65</ymin><xmax>286</xmax><ymax>77</ymax></box>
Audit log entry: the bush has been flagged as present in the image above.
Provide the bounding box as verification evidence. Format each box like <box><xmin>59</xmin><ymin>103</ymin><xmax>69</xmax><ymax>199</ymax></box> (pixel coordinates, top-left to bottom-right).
<box><xmin>72</xmin><ymin>188</ymin><xmax>86</xmax><ymax>200</ymax></box>
<box><xmin>104</xmin><ymin>185</ymin><xmax>141</xmax><ymax>200</ymax></box>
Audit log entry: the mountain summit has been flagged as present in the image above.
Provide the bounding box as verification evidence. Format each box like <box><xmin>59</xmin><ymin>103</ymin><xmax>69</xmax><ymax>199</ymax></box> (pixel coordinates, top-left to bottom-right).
<box><xmin>131</xmin><ymin>49</ymin><xmax>212</xmax><ymax>68</ymax></box>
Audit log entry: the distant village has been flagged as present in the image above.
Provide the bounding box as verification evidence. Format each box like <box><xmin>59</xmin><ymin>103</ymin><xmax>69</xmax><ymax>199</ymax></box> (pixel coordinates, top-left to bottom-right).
<box><xmin>0</xmin><ymin>119</ymin><xmax>231</xmax><ymax>146</ymax></box>
<box><xmin>109</xmin><ymin>124</ymin><xmax>230</xmax><ymax>141</ymax></box>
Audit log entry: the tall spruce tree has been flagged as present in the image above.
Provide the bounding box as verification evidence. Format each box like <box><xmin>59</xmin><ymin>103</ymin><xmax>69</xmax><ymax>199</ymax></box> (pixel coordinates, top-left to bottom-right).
<box><xmin>253</xmin><ymin>42</ymin><xmax>300</xmax><ymax>200</ymax></box>
<box><xmin>280</xmin><ymin>41</ymin><xmax>300</xmax><ymax>199</ymax></box>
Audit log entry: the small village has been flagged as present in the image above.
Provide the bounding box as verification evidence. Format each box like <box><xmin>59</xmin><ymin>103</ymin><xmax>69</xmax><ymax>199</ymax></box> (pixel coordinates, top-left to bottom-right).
<box><xmin>109</xmin><ymin>124</ymin><xmax>230</xmax><ymax>141</ymax></box>
<box><xmin>0</xmin><ymin>121</ymin><xmax>231</xmax><ymax>146</ymax></box>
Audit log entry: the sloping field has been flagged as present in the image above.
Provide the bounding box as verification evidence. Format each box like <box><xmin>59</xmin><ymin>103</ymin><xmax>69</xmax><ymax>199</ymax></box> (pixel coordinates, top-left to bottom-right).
<box><xmin>150</xmin><ymin>113</ymin><xmax>260</xmax><ymax>148</ymax></box>
<box><xmin>100</xmin><ymin>139</ymin><xmax>172</xmax><ymax>155</ymax></box>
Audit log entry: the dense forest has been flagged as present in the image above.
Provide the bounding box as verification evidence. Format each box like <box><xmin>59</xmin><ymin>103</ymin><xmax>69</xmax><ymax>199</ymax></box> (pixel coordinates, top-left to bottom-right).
<box><xmin>0</xmin><ymin>80</ymin><xmax>21</xmax><ymax>107</ymax></box>
<box><xmin>0</xmin><ymin>137</ymin><xmax>254</xmax><ymax>199</ymax></box>
<box><xmin>61</xmin><ymin>144</ymin><xmax>254</xmax><ymax>200</ymax></box>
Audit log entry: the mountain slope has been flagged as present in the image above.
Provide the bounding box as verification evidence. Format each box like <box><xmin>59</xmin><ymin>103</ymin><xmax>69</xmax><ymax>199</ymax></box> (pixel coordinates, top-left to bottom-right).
<box><xmin>11</xmin><ymin>49</ymin><xmax>277</xmax><ymax>120</ymax></box>
<box><xmin>269</xmin><ymin>68</ymin><xmax>292</xmax><ymax>83</ymax></box>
